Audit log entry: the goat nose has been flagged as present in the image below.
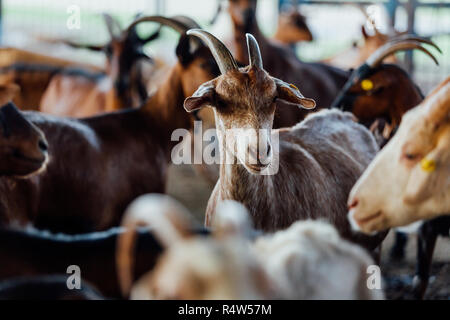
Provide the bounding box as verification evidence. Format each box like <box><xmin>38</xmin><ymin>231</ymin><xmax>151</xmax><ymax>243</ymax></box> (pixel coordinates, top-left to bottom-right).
<box><xmin>38</xmin><ymin>139</ymin><xmax>48</xmax><ymax>153</ymax></box>
<box><xmin>348</xmin><ymin>198</ymin><xmax>359</xmax><ymax>210</ymax></box>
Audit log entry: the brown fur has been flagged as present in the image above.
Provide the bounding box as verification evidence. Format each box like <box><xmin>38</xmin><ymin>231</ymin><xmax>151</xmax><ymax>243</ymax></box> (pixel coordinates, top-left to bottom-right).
<box><xmin>227</xmin><ymin>0</ymin><xmax>350</xmax><ymax>127</ymax></box>
<box><xmin>0</xmin><ymin>48</ymin><xmax>101</xmax><ymax>110</ymax></box>
<box><xmin>0</xmin><ymin>102</ymin><xmax>48</xmax><ymax>179</ymax></box>
<box><xmin>0</xmin><ymin>37</ymin><xmax>219</xmax><ymax>233</ymax></box>
<box><xmin>345</xmin><ymin>65</ymin><xmax>423</xmax><ymax>128</ymax></box>
<box><xmin>40</xmin><ymin>18</ymin><xmax>157</xmax><ymax>117</ymax></box>
<box><xmin>273</xmin><ymin>9</ymin><xmax>313</xmax><ymax>45</ymax></box>
<box><xmin>324</xmin><ymin>26</ymin><xmax>397</xmax><ymax>69</ymax></box>
<box><xmin>185</xmin><ymin>46</ymin><xmax>386</xmax><ymax>251</ymax></box>
<box><xmin>0</xmin><ymin>226</ymin><xmax>163</xmax><ymax>298</ymax></box>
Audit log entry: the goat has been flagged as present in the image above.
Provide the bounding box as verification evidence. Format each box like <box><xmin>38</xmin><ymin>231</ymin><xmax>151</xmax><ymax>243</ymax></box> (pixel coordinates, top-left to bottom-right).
<box><xmin>117</xmin><ymin>194</ymin><xmax>382</xmax><ymax>300</ymax></box>
<box><xmin>331</xmin><ymin>39</ymin><xmax>440</xmax><ymax>261</ymax></box>
<box><xmin>331</xmin><ymin>38</ymin><xmax>440</xmax><ymax>143</ymax></box>
<box><xmin>0</xmin><ymin>47</ymin><xmax>102</xmax><ymax>110</ymax></box>
<box><xmin>0</xmin><ymin>275</ymin><xmax>104</xmax><ymax>300</ymax></box>
<box><xmin>226</xmin><ymin>0</ymin><xmax>350</xmax><ymax>127</ymax></box>
<box><xmin>272</xmin><ymin>5</ymin><xmax>313</xmax><ymax>46</ymax></box>
<box><xmin>347</xmin><ymin>79</ymin><xmax>450</xmax><ymax>298</ymax></box>
<box><xmin>348</xmin><ymin>77</ymin><xmax>450</xmax><ymax>233</ymax></box>
<box><xmin>39</xmin><ymin>14</ymin><xmax>160</xmax><ymax>117</ymax></box>
<box><xmin>322</xmin><ymin>4</ymin><xmax>403</xmax><ymax>69</ymax></box>
<box><xmin>0</xmin><ymin>225</ymin><xmax>170</xmax><ymax>298</ymax></box>
<box><xmin>210</xmin><ymin>0</ymin><xmax>312</xmax><ymax>47</ymax></box>
<box><xmin>214</xmin><ymin>200</ymin><xmax>383</xmax><ymax>300</ymax></box>
<box><xmin>115</xmin><ymin>194</ymin><xmax>248</xmax><ymax>300</ymax></box>
<box><xmin>0</xmin><ymin>101</ymin><xmax>48</xmax><ymax>180</ymax></box>
<box><xmin>0</xmin><ymin>16</ymin><xmax>220</xmax><ymax>234</ymax></box>
<box><xmin>183</xmin><ymin>29</ymin><xmax>386</xmax><ymax>251</ymax></box>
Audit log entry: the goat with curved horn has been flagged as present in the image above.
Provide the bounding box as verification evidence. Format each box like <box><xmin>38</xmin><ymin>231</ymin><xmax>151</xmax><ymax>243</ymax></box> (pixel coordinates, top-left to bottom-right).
<box><xmin>366</xmin><ymin>40</ymin><xmax>439</xmax><ymax>68</ymax></box>
<box><xmin>187</xmin><ymin>29</ymin><xmax>238</xmax><ymax>75</ymax></box>
<box><xmin>331</xmin><ymin>39</ymin><xmax>439</xmax><ymax>110</ymax></box>
<box><xmin>183</xmin><ymin>29</ymin><xmax>385</xmax><ymax>253</ymax></box>
<box><xmin>330</xmin><ymin>38</ymin><xmax>440</xmax><ymax>148</ymax></box>
<box><xmin>247</xmin><ymin>33</ymin><xmax>263</xmax><ymax>69</ymax></box>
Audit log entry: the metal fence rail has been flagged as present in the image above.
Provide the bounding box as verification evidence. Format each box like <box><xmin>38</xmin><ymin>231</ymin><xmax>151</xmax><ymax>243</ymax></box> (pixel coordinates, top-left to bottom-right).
<box><xmin>291</xmin><ymin>0</ymin><xmax>450</xmax><ymax>93</ymax></box>
<box><xmin>0</xmin><ymin>0</ymin><xmax>448</xmax><ymax>92</ymax></box>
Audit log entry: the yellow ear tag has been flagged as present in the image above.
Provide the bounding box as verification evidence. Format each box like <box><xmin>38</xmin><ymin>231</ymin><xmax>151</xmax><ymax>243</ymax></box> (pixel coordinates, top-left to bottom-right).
<box><xmin>361</xmin><ymin>79</ymin><xmax>374</xmax><ymax>91</ymax></box>
<box><xmin>289</xmin><ymin>84</ymin><xmax>299</xmax><ymax>91</ymax></box>
<box><xmin>420</xmin><ymin>158</ymin><xmax>436</xmax><ymax>173</ymax></box>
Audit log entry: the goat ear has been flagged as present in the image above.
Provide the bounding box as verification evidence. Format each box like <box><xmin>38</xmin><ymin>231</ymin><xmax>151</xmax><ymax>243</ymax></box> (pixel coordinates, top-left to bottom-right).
<box><xmin>184</xmin><ymin>81</ymin><xmax>216</xmax><ymax>112</ymax></box>
<box><xmin>274</xmin><ymin>78</ymin><xmax>316</xmax><ymax>110</ymax></box>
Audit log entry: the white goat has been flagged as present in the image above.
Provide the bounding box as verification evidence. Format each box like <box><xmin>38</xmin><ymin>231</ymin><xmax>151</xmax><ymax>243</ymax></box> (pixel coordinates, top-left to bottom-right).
<box><xmin>116</xmin><ymin>194</ymin><xmax>384</xmax><ymax>300</ymax></box>
<box><xmin>348</xmin><ymin>77</ymin><xmax>450</xmax><ymax>233</ymax></box>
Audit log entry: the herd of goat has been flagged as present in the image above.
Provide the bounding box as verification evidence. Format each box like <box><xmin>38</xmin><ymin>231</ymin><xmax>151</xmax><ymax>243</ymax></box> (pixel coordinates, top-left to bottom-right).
<box><xmin>0</xmin><ymin>0</ymin><xmax>448</xmax><ymax>300</ymax></box>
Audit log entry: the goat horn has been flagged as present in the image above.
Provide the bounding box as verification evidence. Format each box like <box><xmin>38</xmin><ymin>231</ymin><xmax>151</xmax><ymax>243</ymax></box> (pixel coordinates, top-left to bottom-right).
<box><xmin>246</xmin><ymin>33</ymin><xmax>263</xmax><ymax>69</ymax></box>
<box><xmin>366</xmin><ymin>40</ymin><xmax>439</xmax><ymax>68</ymax></box>
<box><xmin>102</xmin><ymin>13</ymin><xmax>122</xmax><ymax>39</ymax></box>
<box><xmin>125</xmin><ymin>15</ymin><xmax>199</xmax><ymax>35</ymax></box>
<box><xmin>389</xmin><ymin>35</ymin><xmax>442</xmax><ymax>53</ymax></box>
<box><xmin>170</xmin><ymin>15</ymin><xmax>201</xmax><ymax>30</ymax></box>
<box><xmin>187</xmin><ymin>29</ymin><xmax>238</xmax><ymax>75</ymax></box>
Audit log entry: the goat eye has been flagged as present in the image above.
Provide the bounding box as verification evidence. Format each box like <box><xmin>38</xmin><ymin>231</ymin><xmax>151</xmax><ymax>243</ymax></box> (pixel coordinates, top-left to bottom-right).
<box><xmin>404</xmin><ymin>153</ymin><xmax>418</xmax><ymax>161</ymax></box>
<box><xmin>273</xmin><ymin>96</ymin><xmax>278</xmax><ymax>103</ymax></box>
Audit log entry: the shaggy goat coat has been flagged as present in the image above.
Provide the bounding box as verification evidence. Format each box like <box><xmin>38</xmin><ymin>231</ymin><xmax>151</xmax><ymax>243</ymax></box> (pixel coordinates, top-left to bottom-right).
<box><xmin>208</xmin><ymin>109</ymin><xmax>384</xmax><ymax>250</ymax></box>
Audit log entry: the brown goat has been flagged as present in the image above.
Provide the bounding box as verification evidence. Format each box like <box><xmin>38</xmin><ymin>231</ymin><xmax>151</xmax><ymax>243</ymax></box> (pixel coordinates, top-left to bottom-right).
<box><xmin>184</xmin><ymin>30</ymin><xmax>386</xmax><ymax>251</ymax></box>
<box><xmin>0</xmin><ymin>226</ymin><xmax>171</xmax><ymax>298</ymax></box>
<box><xmin>272</xmin><ymin>6</ymin><xmax>313</xmax><ymax>46</ymax></box>
<box><xmin>331</xmin><ymin>39</ymin><xmax>440</xmax><ymax>143</ymax></box>
<box><xmin>226</xmin><ymin>0</ymin><xmax>349</xmax><ymax>128</ymax></box>
<box><xmin>0</xmin><ymin>101</ymin><xmax>48</xmax><ymax>179</ymax></box>
<box><xmin>323</xmin><ymin>4</ymin><xmax>401</xmax><ymax>69</ymax></box>
<box><xmin>0</xmin><ymin>16</ymin><xmax>220</xmax><ymax>234</ymax></box>
<box><xmin>0</xmin><ymin>48</ymin><xmax>101</xmax><ymax>110</ymax></box>
<box><xmin>40</xmin><ymin>14</ymin><xmax>160</xmax><ymax>117</ymax></box>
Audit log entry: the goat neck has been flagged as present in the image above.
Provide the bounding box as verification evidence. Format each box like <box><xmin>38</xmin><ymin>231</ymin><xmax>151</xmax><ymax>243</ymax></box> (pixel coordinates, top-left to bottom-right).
<box><xmin>142</xmin><ymin>63</ymin><xmax>192</xmax><ymax>143</ymax></box>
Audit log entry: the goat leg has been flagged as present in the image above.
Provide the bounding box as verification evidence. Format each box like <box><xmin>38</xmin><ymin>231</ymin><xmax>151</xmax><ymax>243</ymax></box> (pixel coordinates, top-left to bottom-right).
<box><xmin>412</xmin><ymin>220</ymin><xmax>438</xmax><ymax>300</ymax></box>
<box><xmin>389</xmin><ymin>231</ymin><xmax>408</xmax><ymax>261</ymax></box>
